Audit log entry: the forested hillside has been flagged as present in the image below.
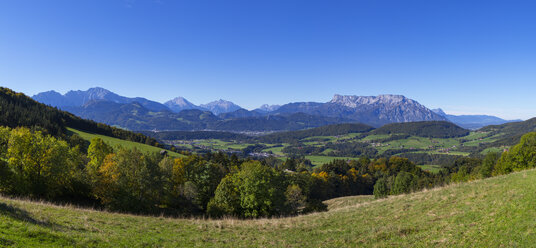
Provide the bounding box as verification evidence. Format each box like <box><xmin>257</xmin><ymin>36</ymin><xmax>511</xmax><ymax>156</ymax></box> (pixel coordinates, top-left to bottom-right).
<box><xmin>0</xmin><ymin>87</ymin><xmax>160</xmax><ymax>146</ymax></box>
<box><xmin>373</xmin><ymin>121</ymin><xmax>469</xmax><ymax>138</ymax></box>
<box><xmin>480</xmin><ymin>118</ymin><xmax>536</xmax><ymax>146</ymax></box>
<box><xmin>140</xmin><ymin>130</ymin><xmax>250</xmax><ymax>141</ymax></box>
<box><xmin>257</xmin><ymin>123</ymin><xmax>374</xmax><ymax>143</ymax></box>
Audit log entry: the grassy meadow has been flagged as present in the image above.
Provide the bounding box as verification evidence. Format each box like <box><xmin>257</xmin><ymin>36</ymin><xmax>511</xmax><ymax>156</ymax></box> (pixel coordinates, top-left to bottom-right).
<box><xmin>2</xmin><ymin>168</ymin><xmax>536</xmax><ymax>247</ymax></box>
<box><xmin>416</xmin><ymin>164</ymin><xmax>443</xmax><ymax>173</ymax></box>
<box><xmin>68</xmin><ymin>128</ymin><xmax>184</xmax><ymax>157</ymax></box>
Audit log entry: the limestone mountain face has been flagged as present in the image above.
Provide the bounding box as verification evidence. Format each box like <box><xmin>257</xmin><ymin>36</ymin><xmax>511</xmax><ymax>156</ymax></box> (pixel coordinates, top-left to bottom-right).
<box><xmin>255</xmin><ymin>104</ymin><xmax>281</xmax><ymax>113</ymax></box>
<box><xmin>328</xmin><ymin>94</ymin><xmax>447</xmax><ymax>126</ymax></box>
<box><xmin>164</xmin><ymin>97</ymin><xmax>203</xmax><ymax>112</ymax></box>
<box><xmin>200</xmin><ymin>99</ymin><xmax>242</xmax><ymax>115</ymax></box>
<box><xmin>274</xmin><ymin>94</ymin><xmax>446</xmax><ymax>127</ymax></box>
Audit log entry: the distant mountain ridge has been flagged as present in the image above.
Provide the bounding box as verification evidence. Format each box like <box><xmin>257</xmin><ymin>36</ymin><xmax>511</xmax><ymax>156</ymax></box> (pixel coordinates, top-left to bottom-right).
<box><xmin>33</xmin><ymin>87</ymin><xmax>245</xmax><ymax>115</ymax></box>
<box><xmin>164</xmin><ymin>97</ymin><xmax>203</xmax><ymax>112</ymax></box>
<box><xmin>255</xmin><ymin>104</ymin><xmax>281</xmax><ymax>113</ymax></box>
<box><xmin>431</xmin><ymin>108</ymin><xmax>520</xmax><ymax>129</ymax></box>
<box><xmin>274</xmin><ymin>94</ymin><xmax>446</xmax><ymax>127</ymax></box>
<box><xmin>61</xmin><ymin>101</ymin><xmax>349</xmax><ymax>132</ymax></box>
<box><xmin>0</xmin><ymin>87</ymin><xmax>161</xmax><ymax>146</ymax></box>
<box><xmin>32</xmin><ymin>87</ymin><xmax>506</xmax><ymax>132</ymax></box>
<box><xmin>200</xmin><ymin>99</ymin><xmax>242</xmax><ymax>115</ymax></box>
<box><xmin>33</xmin><ymin>87</ymin><xmax>170</xmax><ymax>112</ymax></box>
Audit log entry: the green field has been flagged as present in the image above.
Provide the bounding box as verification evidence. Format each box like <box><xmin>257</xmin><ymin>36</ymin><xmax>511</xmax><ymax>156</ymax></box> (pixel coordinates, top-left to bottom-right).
<box><xmin>2</xmin><ymin>168</ymin><xmax>536</xmax><ymax>247</ymax></box>
<box><xmin>305</xmin><ymin>155</ymin><xmax>356</xmax><ymax>167</ymax></box>
<box><xmin>461</xmin><ymin>133</ymin><xmax>503</xmax><ymax>147</ymax></box>
<box><xmin>481</xmin><ymin>146</ymin><xmax>508</xmax><ymax>155</ymax></box>
<box><xmin>262</xmin><ymin>145</ymin><xmax>287</xmax><ymax>156</ymax></box>
<box><xmin>157</xmin><ymin>129</ymin><xmax>513</xmax><ymax>165</ymax></box>
<box><xmin>373</xmin><ymin>136</ymin><xmax>461</xmax><ymax>154</ymax></box>
<box><xmin>68</xmin><ymin>128</ymin><xmax>184</xmax><ymax>157</ymax></box>
<box><xmin>417</xmin><ymin>164</ymin><xmax>443</xmax><ymax>173</ymax></box>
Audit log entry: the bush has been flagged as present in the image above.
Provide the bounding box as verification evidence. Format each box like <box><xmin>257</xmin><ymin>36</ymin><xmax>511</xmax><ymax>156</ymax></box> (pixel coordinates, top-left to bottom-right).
<box><xmin>391</xmin><ymin>172</ymin><xmax>417</xmax><ymax>195</ymax></box>
<box><xmin>493</xmin><ymin>132</ymin><xmax>536</xmax><ymax>175</ymax></box>
<box><xmin>373</xmin><ymin>177</ymin><xmax>389</xmax><ymax>199</ymax></box>
<box><xmin>209</xmin><ymin>162</ymin><xmax>287</xmax><ymax>218</ymax></box>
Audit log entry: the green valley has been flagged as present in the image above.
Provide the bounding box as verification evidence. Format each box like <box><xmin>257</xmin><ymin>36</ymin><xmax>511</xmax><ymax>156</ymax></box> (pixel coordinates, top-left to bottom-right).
<box><xmin>149</xmin><ymin>122</ymin><xmax>515</xmax><ymax>169</ymax></box>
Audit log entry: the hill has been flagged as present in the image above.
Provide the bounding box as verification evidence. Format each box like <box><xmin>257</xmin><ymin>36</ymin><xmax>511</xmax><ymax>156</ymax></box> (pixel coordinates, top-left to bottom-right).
<box><xmin>0</xmin><ymin>87</ymin><xmax>160</xmax><ymax>146</ymax></box>
<box><xmin>211</xmin><ymin>113</ymin><xmax>353</xmax><ymax>132</ymax></box>
<box><xmin>68</xmin><ymin>128</ymin><xmax>183</xmax><ymax>157</ymax></box>
<box><xmin>63</xmin><ymin>103</ymin><xmax>217</xmax><ymax>131</ymax></box>
<box><xmin>479</xmin><ymin>118</ymin><xmax>536</xmax><ymax>146</ymax></box>
<box><xmin>373</xmin><ymin>121</ymin><xmax>469</xmax><ymax>138</ymax></box>
<box><xmin>2</xmin><ymin>169</ymin><xmax>535</xmax><ymax>247</ymax></box>
<box><xmin>139</xmin><ymin>130</ymin><xmax>250</xmax><ymax>141</ymax></box>
<box><xmin>257</xmin><ymin>123</ymin><xmax>374</xmax><ymax>143</ymax></box>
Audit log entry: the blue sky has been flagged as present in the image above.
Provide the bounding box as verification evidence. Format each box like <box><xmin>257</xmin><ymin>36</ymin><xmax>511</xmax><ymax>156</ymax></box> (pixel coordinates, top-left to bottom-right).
<box><xmin>1</xmin><ymin>0</ymin><xmax>535</xmax><ymax>119</ymax></box>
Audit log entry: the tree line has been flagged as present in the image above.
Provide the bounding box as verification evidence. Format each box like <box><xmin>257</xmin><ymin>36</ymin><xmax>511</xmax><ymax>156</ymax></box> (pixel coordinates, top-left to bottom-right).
<box><xmin>2</xmin><ymin>126</ymin><xmax>535</xmax><ymax>217</ymax></box>
<box><xmin>0</xmin><ymin>126</ymin><xmax>446</xmax><ymax>218</ymax></box>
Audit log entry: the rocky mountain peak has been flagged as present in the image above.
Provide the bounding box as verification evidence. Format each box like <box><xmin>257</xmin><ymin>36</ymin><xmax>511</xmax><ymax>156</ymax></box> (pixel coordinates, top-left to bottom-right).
<box><xmin>432</xmin><ymin>108</ymin><xmax>447</xmax><ymax>116</ymax></box>
<box><xmin>200</xmin><ymin>99</ymin><xmax>242</xmax><ymax>115</ymax></box>
<box><xmin>164</xmin><ymin>97</ymin><xmax>200</xmax><ymax>113</ymax></box>
<box><xmin>167</xmin><ymin>97</ymin><xmax>192</xmax><ymax>106</ymax></box>
<box><xmin>257</xmin><ymin>104</ymin><xmax>281</xmax><ymax>112</ymax></box>
<box><xmin>330</xmin><ymin>94</ymin><xmax>411</xmax><ymax>108</ymax></box>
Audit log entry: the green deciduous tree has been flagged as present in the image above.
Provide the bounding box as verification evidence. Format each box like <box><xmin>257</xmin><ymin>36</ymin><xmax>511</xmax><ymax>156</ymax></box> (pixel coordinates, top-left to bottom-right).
<box><xmin>285</xmin><ymin>184</ymin><xmax>306</xmax><ymax>214</ymax></box>
<box><xmin>373</xmin><ymin>177</ymin><xmax>389</xmax><ymax>198</ymax></box>
<box><xmin>207</xmin><ymin>174</ymin><xmax>241</xmax><ymax>217</ymax></box>
<box><xmin>95</xmin><ymin>148</ymin><xmax>163</xmax><ymax>213</ymax></box>
<box><xmin>86</xmin><ymin>138</ymin><xmax>113</xmax><ymax>182</ymax></box>
<box><xmin>237</xmin><ymin>161</ymin><xmax>287</xmax><ymax>217</ymax></box>
<box><xmin>209</xmin><ymin>161</ymin><xmax>287</xmax><ymax>218</ymax></box>
<box><xmin>481</xmin><ymin>152</ymin><xmax>500</xmax><ymax>178</ymax></box>
<box><xmin>494</xmin><ymin>132</ymin><xmax>536</xmax><ymax>175</ymax></box>
<box><xmin>391</xmin><ymin>171</ymin><xmax>417</xmax><ymax>195</ymax></box>
<box><xmin>6</xmin><ymin>127</ymin><xmax>74</xmax><ymax>198</ymax></box>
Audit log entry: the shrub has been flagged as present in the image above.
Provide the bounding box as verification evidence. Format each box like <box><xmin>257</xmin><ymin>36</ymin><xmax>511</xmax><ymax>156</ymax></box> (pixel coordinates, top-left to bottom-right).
<box><xmin>391</xmin><ymin>172</ymin><xmax>417</xmax><ymax>195</ymax></box>
<box><xmin>373</xmin><ymin>177</ymin><xmax>389</xmax><ymax>199</ymax></box>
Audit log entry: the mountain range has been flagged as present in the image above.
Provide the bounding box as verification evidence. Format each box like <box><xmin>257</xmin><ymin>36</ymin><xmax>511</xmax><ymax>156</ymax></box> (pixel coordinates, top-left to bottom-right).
<box><xmin>273</xmin><ymin>94</ymin><xmax>447</xmax><ymax>127</ymax></box>
<box><xmin>431</xmin><ymin>108</ymin><xmax>519</xmax><ymax>129</ymax></box>
<box><xmin>31</xmin><ymin>87</ymin><xmax>518</xmax><ymax>131</ymax></box>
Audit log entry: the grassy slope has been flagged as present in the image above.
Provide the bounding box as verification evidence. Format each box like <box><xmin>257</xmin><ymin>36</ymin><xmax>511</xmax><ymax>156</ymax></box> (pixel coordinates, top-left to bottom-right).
<box><xmin>68</xmin><ymin>128</ymin><xmax>184</xmax><ymax>157</ymax></box>
<box><xmin>417</xmin><ymin>164</ymin><xmax>443</xmax><ymax>173</ymax></box>
<box><xmin>306</xmin><ymin>155</ymin><xmax>356</xmax><ymax>168</ymax></box>
<box><xmin>2</xmin><ymin>169</ymin><xmax>536</xmax><ymax>247</ymax></box>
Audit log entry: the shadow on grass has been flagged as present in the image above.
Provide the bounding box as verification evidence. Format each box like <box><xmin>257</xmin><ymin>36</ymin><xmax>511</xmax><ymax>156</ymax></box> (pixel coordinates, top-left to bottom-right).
<box><xmin>0</xmin><ymin>202</ymin><xmax>80</xmax><ymax>246</ymax></box>
<box><xmin>0</xmin><ymin>202</ymin><xmax>53</xmax><ymax>227</ymax></box>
